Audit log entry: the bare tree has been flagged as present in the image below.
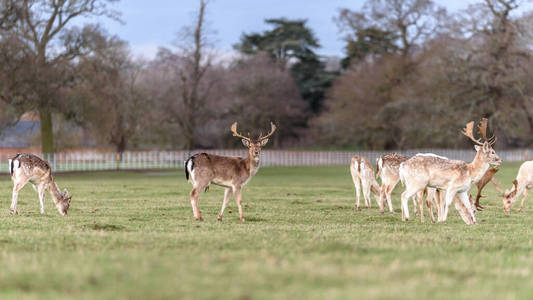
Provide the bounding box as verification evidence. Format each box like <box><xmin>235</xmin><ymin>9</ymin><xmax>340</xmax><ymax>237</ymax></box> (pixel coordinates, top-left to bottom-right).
<box><xmin>1</xmin><ymin>0</ymin><xmax>120</xmax><ymax>153</ymax></box>
<box><xmin>337</xmin><ymin>0</ymin><xmax>446</xmax><ymax>58</ymax></box>
<box><xmin>154</xmin><ymin>0</ymin><xmax>215</xmax><ymax>150</ymax></box>
<box><xmin>72</xmin><ymin>32</ymin><xmax>148</xmax><ymax>156</ymax></box>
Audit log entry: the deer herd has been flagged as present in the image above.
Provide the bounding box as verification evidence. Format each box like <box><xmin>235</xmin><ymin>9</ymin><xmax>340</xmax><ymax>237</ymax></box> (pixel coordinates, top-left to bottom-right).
<box><xmin>4</xmin><ymin>119</ymin><xmax>533</xmax><ymax>224</ymax></box>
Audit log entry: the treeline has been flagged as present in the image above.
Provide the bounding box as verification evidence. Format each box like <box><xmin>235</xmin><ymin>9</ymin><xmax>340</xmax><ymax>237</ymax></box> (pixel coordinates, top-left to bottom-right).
<box><xmin>0</xmin><ymin>0</ymin><xmax>532</xmax><ymax>152</ymax></box>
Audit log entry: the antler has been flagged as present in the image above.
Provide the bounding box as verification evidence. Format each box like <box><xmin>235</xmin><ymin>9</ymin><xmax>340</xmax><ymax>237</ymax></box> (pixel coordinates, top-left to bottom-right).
<box><xmin>231</xmin><ymin>122</ymin><xmax>252</xmax><ymax>142</ymax></box>
<box><xmin>258</xmin><ymin>122</ymin><xmax>277</xmax><ymax>141</ymax></box>
<box><xmin>462</xmin><ymin>121</ymin><xmax>484</xmax><ymax>145</ymax></box>
<box><xmin>477</xmin><ymin>118</ymin><xmax>497</xmax><ymax>146</ymax></box>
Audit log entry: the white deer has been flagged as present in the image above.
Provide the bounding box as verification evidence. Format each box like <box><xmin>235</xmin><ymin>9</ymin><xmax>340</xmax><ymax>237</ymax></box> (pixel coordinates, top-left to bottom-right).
<box><xmin>502</xmin><ymin>161</ymin><xmax>533</xmax><ymax>212</ymax></box>
<box><xmin>8</xmin><ymin>153</ymin><xmax>72</xmax><ymax>215</ymax></box>
<box><xmin>350</xmin><ymin>155</ymin><xmax>381</xmax><ymax>211</ymax></box>
<box><xmin>398</xmin><ymin>119</ymin><xmax>501</xmax><ymax>223</ymax></box>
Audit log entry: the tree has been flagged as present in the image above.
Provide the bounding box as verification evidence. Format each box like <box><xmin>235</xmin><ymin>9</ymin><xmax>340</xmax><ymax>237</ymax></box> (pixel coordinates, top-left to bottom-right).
<box><xmin>222</xmin><ymin>54</ymin><xmax>308</xmax><ymax>147</ymax></box>
<box><xmin>337</xmin><ymin>0</ymin><xmax>446</xmax><ymax>58</ymax></box>
<box><xmin>71</xmin><ymin>32</ymin><xmax>148</xmax><ymax>155</ymax></box>
<box><xmin>153</xmin><ymin>0</ymin><xmax>214</xmax><ymax>150</ymax></box>
<box><xmin>235</xmin><ymin>18</ymin><xmax>319</xmax><ymax>66</ymax></box>
<box><xmin>1</xmin><ymin>0</ymin><xmax>120</xmax><ymax>153</ymax></box>
<box><xmin>341</xmin><ymin>27</ymin><xmax>398</xmax><ymax>68</ymax></box>
<box><xmin>235</xmin><ymin>18</ymin><xmax>335</xmax><ymax>113</ymax></box>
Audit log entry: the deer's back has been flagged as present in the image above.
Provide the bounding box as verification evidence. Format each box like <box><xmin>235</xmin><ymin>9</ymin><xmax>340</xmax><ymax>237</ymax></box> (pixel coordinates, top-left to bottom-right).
<box><xmin>191</xmin><ymin>153</ymin><xmax>250</xmax><ymax>184</ymax></box>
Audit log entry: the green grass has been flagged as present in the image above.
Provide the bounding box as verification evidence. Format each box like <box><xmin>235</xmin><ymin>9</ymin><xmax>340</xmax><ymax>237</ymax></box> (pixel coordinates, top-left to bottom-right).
<box><xmin>0</xmin><ymin>163</ymin><xmax>532</xmax><ymax>299</ymax></box>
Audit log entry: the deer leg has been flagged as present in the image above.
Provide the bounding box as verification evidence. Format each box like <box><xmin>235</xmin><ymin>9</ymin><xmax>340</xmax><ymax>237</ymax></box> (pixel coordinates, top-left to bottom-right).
<box><xmin>353</xmin><ymin>178</ymin><xmax>361</xmax><ymax>211</ymax></box>
<box><xmin>362</xmin><ymin>180</ymin><xmax>371</xmax><ymax>209</ymax></box>
<box><xmin>37</xmin><ymin>183</ymin><xmax>46</xmax><ymax>214</ymax></box>
<box><xmin>441</xmin><ymin>189</ymin><xmax>457</xmax><ymax>223</ymax></box>
<box><xmin>10</xmin><ymin>178</ymin><xmax>29</xmax><ymax>215</ymax></box>
<box><xmin>386</xmin><ymin>185</ymin><xmax>395</xmax><ymax>214</ymax></box>
<box><xmin>518</xmin><ymin>188</ymin><xmax>529</xmax><ymax>212</ymax></box>
<box><xmin>234</xmin><ymin>186</ymin><xmax>245</xmax><ymax>222</ymax></box>
<box><xmin>190</xmin><ymin>186</ymin><xmax>203</xmax><ymax>221</ymax></box>
<box><xmin>437</xmin><ymin>190</ymin><xmax>446</xmax><ymax>222</ymax></box>
<box><xmin>401</xmin><ymin>187</ymin><xmax>420</xmax><ymax>221</ymax></box>
<box><xmin>458</xmin><ymin>191</ymin><xmax>476</xmax><ymax>224</ymax></box>
<box><xmin>416</xmin><ymin>190</ymin><xmax>425</xmax><ymax>222</ymax></box>
<box><xmin>218</xmin><ymin>188</ymin><xmax>232</xmax><ymax>221</ymax></box>
<box><xmin>425</xmin><ymin>188</ymin><xmax>436</xmax><ymax>223</ymax></box>
<box><xmin>412</xmin><ymin>196</ymin><xmax>419</xmax><ymax>217</ymax></box>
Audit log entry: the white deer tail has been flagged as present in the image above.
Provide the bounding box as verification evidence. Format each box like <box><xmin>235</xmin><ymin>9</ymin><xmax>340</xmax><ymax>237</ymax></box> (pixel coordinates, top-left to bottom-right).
<box><xmin>399</xmin><ymin>163</ymin><xmax>406</xmax><ymax>187</ymax></box>
<box><xmin>376</xmin><ymin>157</ymin><xmax>383</xmax><ymax>177</ymax></box>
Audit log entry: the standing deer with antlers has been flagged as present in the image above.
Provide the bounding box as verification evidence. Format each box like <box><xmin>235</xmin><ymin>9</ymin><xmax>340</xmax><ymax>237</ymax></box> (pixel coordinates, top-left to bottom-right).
<box><xmin>184</xmin><ymin>122</ymin><xmax>276</xmax><ymax>222</ymax></box>
<box><xmin>502</xmin><ymin>161</ymin><xmax>533</xmax><ymax>212</ymax></box>
<box><xmin>8</xmin><ymin>153</ymin><xmax>72</xmax><ymax>215</ymax></box>
<box><xmin>350</xmin><ymin>155</ymin><xmax>381</xmax><ymax>211</ymax></box>
<box><xmin>399</xmin><ymin>119</ymin><xmax>501</xmax><ymax>223</ymax></box>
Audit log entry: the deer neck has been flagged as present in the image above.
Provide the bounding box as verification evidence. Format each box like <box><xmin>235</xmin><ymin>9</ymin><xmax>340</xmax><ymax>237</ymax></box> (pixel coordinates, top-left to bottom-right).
<box><xmin>468</xmin><ymin>151</ymin><xmax>490</xmax><ymax>184</ymax></box>
<box><xmin>245</xmin><ymin>153</ymin><xmax>261</xmax><ymax>177</ymax></box>
<box><xmin>48</xmin><ymin>180</ymin><xmax>63</xmax><ymax>204</ymax></box>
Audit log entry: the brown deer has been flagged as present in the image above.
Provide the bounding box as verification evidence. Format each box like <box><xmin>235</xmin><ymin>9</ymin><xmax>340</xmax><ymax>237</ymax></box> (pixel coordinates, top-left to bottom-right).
<box><xmin>350</xmin><ymin>155</ymin><xmax>381</xmax><ymax>211</ymax></box>
<box><xmin>398</xmin><ymin>119</ymin><xmax>501</xmax><ymax>223</ymax></box>
<box><xmin>184</xmin><ymin>122</ymin><xmax>276</xmax><ymax>222</ymax></box>
<box><xmin>502</xmin><ymin>161</ymin><xmax>533</xmax><ymax>212</ymax></box>
<box><xmin>8</xmin><ymin>153</ymin><xmax>72</xmax><ymax>215</ymax></box>
<box><xmin>473</xmin><ymin>166</ymin><xmax>500</xmax><ymax>210</ymax></box>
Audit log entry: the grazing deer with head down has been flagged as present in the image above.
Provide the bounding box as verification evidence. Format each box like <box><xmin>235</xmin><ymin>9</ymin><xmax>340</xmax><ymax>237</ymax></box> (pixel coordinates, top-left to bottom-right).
<box><xmin>399</xmin><ymin>119</ymin><xmax>501</xmax><ymax>223</ymax></box>
<box><xmin>8</xmin><ymin>153</ymin><xmax>72</xmax><ymax>215</ymax></box>
<box><xmin>350</xmin><ymin>155</ymin><xmax>381</xmax><ymax>211</ymax></box>
<box><xmin>502</xmin><ymin>161</ymin><xmax>533</xmax><ymax>212</ymax></box>
<box><xmin>184</xmin><ymin>122</ymin><xmax>276</xmax><ymax>222</ymax></box>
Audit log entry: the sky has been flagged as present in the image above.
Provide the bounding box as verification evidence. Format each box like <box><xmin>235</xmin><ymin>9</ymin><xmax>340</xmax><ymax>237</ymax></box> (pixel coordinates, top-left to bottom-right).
<box><xmin>81</xmin><ymin>0</ymin><xmax>531</xmax><ymax>59</ymax></box>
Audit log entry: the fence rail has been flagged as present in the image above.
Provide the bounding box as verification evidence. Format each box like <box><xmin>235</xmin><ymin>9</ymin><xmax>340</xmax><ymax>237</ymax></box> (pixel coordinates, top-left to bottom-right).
<box><xmin>0</xmin><ymin>149</ymin><xmax>531</xmax><ymax>173</ymax></box>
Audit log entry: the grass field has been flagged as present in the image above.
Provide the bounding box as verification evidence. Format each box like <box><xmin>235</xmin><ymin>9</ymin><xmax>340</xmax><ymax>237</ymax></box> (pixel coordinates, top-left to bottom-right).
<box><xmin>0</xmin><ymin>163</ymin><xmax>532</xmax><ymax>299</ymax></box>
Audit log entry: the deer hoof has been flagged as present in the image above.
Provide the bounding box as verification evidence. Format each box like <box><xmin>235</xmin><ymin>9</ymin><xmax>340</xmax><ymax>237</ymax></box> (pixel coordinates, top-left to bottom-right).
<box><xmin>195</xmin><ymin>217</ymin><xmax>203</xmax><ymax>221</ymax></box>
<box><xmin>240</xmin><ymin>218</ymin><xmax>245</xmax><ymax>223</ymax></box>
<box><xmin>217</xmin><ymin>215</ymin><xmax>223</xmax><ymax>221</ymax></box>
<box><xmin>518</xmin><ymin>207</ymin><xmax>523</xmax><ymax>212</ymax></box>
<box><xmin>9</xmin><ymin>208</ymin><xmax>18</xmax><ymax>215</ymax></box>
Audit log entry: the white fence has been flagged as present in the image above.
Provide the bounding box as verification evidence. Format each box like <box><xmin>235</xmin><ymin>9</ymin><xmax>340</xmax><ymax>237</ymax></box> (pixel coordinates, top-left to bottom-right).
<box><xmin>0</xmin><ymin>149</ymin><xmax>531</xmax><ymax>173</ymax></box>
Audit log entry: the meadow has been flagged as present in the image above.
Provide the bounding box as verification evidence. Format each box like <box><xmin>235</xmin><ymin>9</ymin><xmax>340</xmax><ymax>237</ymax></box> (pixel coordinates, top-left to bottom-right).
<box><xmin>0</xmin><ymin>163</ymin><xmax>532</xmax><ymax>299</ymax></box>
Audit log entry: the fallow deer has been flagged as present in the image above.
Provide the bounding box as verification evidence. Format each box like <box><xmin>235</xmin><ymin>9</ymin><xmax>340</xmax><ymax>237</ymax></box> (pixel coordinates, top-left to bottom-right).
<box><xmin>350</xmin><ymin>155</ymin><xmax>381</xmax><ymax>211</ymax></box>
<box><xmin>473</xmin><ymin>166</ymin><xmax>500</xmax><ymax>210</ymax></box>
<box><xmin>184</xmin><ymin>122</ymin><xmax>276</xmax><ymax>222</ymax></box>
<box><xmin>420</xmin><ymin>156</ymin><xmax>501</xmax><ymax>224</ymax></box>
<box><xmin>502</xmin><ymin>161</ymin><xmax>533</xmax><ymax>212</ymax></box>
<box><xmin>377</xmin><ymin>153</ymin><xmax>409</xmax><ymax>214</ymax></box>
<box><xmin>8</xmin><ymin>153</ymin><xmax>72</xmax><ymax>215</ymax></box>
<box><xmin>377</xmin><ymin>153</ymin><xmax>441</xmax><ymax>221</ymax></box>
<box><xmin>399</xmin><ymin>119</ymin><xmax>501</xmax><ymax>224</ymax></box>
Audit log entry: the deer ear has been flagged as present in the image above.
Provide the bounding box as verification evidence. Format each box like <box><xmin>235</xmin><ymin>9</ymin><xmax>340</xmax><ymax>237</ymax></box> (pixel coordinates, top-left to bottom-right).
<box><xmin>474</xmin><ymin>145</ymin><xmax>481</xmax><ymax>152</ymax></box>
<box><xmin>260</xmin><ymin>138</ymin><xmax>269</xmax><ymax>146</ymax></box>
<box><xmin>242</xmin><ymin>139</ymin><xmax>250</xmax><ymax>147</ymax></box>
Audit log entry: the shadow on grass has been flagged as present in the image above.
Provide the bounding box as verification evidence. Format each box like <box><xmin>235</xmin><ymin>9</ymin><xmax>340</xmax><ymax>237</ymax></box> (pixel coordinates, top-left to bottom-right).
<box><xmin>244</xmin><ymin>216</ymin><xmax>266</xmax><ymax>222</ymax></box>
<box><xmin>82</xmin><ymin>223</ymin><xmax>126</xmax><ymax>231</ymax></box>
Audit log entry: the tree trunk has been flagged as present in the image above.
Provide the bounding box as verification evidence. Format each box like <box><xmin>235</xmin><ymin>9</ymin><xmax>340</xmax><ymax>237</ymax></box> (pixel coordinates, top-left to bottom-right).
<box><xmin>39</xmin><ymin>108</ymin><xmax>54</xmax><ymax>154</ymax></box>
